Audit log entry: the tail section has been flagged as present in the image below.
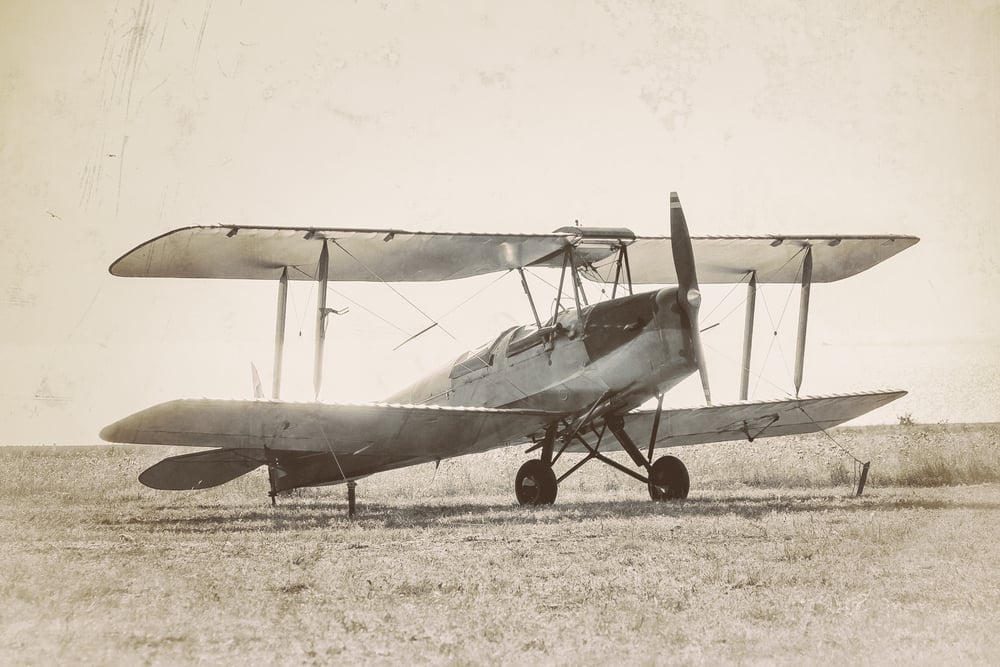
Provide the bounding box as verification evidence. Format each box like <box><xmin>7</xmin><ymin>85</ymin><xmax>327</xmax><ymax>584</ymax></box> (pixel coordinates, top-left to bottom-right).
<box><xmin>251</xmin><ymin>363</ymin><xmax>264</xmax><ymax>400</ymax></box>
<box><xmin>139</xmin><ymin>448</ymin><xmax>267</xmax><ymax>490</ymax></box>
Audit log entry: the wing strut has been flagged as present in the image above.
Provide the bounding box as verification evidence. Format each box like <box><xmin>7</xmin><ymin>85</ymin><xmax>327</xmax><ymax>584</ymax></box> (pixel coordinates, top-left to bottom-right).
<box><xmin>314</xmin><ymin>241</ymin><xmax>329</xmax><ymax>400</ymax></box>
<box><xmin>567</xmin><ymin>248</ymin><xmax>585</xmax><ymax>315</ymax></box>
<box><xmin>793</xmin><ymin>247</ymin><xmax>813</xmax><ymax>396</ymax></box>
<box><xmin>739</xmin><ymin>271</ymin><xmax>757</xmax><ymax>401</ymax></box>
<box><xmin>272</xmin><ymin>267</ymin><xmax>288</xmax><ymax>400</ymax></box>
<box><xmin>609</xmin><ymin>244</ymin><xmax>634</xmax><ymax>299</ymax></box>
<box><xmin>517</xmin><ymin>268</ymin><xmax>542</xmax><ymax>328</ymax></box>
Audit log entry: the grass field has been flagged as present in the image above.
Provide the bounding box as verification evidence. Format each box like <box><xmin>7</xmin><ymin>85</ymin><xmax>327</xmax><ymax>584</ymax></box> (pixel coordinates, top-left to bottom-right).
<box><xmin>2</xmin><ymin>422</ymin><xmax>999</xmax><ymax>664</ymax></box>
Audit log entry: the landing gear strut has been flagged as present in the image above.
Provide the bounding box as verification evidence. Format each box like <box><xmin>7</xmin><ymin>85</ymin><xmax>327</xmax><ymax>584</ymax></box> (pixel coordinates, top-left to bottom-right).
<box><xmin>514</xmin><ymin>396</ymin><xmax>692</xmax><ymax>505</ymax></box>
<box><xmin>514</xmin><ymin>459</ymin><xmax>557</xmax><ymax>505</ymax></box>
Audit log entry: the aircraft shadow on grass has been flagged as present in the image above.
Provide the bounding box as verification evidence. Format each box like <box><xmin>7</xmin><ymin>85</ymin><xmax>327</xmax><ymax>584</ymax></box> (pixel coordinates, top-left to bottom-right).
<box><xmin>117</xmin><ymin>493</ymin><xmax>1000</xmax><ymax>534</ymax></box>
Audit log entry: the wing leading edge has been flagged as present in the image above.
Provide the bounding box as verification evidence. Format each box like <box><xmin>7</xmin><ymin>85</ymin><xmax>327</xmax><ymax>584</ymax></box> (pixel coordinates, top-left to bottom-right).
<box><xmin>590</xmin><ymin>390</ymin><xmax>907</xmax><ymax>453</ymax></box>
<box><xmin>109</xmin><ymin>227</ymin><xmax>571</xmax><ymax>282</ymax></box>
<box><xmin>115</xmin><ymin>392</ymin><xmax>906</xmax><ymax>490</ymax></box>
<box><xmin>110</xmin><ymin>225</ymin><xmax>917</xmax><ymax>284</ymax></box>
<box><xmin>102</xmin><ymin>399</ymin><xmax>558</xmax><ymax>491</ymax></box>
<box><xmin>587</xmin><ymin>235</ymin><xmax>919</xmax><ymax>284</ymax></box>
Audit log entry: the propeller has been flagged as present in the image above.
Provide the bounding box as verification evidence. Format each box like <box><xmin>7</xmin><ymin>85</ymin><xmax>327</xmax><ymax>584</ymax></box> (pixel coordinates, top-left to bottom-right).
<box><xmin>670</xmin><ymin>192</ymin><xmax>712</xmax><ymax>405</ymax></box>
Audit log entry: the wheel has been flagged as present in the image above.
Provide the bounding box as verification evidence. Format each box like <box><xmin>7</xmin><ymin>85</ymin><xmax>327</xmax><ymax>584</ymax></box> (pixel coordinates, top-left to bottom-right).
<box><xmin>515</xmin><ymin>459</ymin><xmax>558</xmax><ymax>505</ymax></box>
<box><xmin>648</xmin><ymin>455</ymin><xmax>689</xmax><ymax>500</ymax></box>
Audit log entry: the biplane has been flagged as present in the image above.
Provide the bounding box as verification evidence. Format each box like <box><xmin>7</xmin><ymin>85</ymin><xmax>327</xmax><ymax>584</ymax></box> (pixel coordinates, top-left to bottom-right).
<box><xmin>100</xmin><ymin>193</ymin><xmax>918</xmax><ymax>511</ymax></box>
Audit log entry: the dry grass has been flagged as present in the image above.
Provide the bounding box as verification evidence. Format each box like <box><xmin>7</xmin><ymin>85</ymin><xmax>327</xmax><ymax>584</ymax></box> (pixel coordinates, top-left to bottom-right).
<box><xmin>1</xmin><ymin>423</ymin><xmax>999</xmax><ymax>665</ymax></box>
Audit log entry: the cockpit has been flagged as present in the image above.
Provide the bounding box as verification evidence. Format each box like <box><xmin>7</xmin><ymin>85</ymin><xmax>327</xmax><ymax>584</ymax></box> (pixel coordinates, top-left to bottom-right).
<box><xmin>449</xmin><ymin>326</ymin><xmax>517</xmax><ymax>379</ymax></box>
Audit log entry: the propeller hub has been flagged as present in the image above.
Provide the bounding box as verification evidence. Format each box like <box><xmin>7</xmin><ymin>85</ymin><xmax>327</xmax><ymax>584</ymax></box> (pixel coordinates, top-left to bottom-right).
<box><xmin>685</xmin><ymin>288</ymin><xmax>702</xmax><ymax>309</ymax></box>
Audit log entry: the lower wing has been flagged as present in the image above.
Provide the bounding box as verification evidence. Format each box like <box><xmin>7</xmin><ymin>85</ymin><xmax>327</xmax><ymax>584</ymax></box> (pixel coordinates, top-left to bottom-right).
<box><xmin>101</xmin><ymin>400</ymin><xmax>557</xmax><ymax>491</ymax></box>
<box><xmin>593</xmin><ymin>390</ymin><xmax>906</xmax><ymax>452</ymax></box>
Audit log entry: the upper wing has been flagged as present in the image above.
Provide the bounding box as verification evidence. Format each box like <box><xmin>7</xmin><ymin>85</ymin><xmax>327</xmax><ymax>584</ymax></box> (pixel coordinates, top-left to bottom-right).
<box><xmin>579</xmin><ymin>235</ymin><xmax>920</xmax><ymax>284</ymax></box>
<box><xmin>595</xmin><ymin>390</ymin><xmax>906</xmax><ymax>452</ymax></box>
<box><xmin>110</xmin><ymin>226</ymin><xmax>917</xmax><ymax>284</ymax></box>
<box><xmin>102</xmin><ymin>399</ymin><xmax>557</xmax><ymax>490</ymax></box>
<box><xmin>109</xmin><ymin>226</ymin><xmax>571</xmax><ymax>282</ymax></box>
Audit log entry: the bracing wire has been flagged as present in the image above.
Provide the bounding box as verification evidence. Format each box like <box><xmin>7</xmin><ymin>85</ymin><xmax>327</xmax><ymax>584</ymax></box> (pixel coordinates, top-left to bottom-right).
<box><xmin>771</xmin><ymin>280</ymin><xmax>801</xmax><ymax>383</ymax></box>
<box><xmin>585</xmin><ymin>260</ymin><xmax>617</xmax><ymax>301</ymax></box>
<box><xmin>758</xmin><ymin>244</ymin><xmax>809</xmax><ymax>283</ymax></box>
<box><xmin>752</xmin><ymin>248</ymin><xmax>807</xmax><ymax>396</ymax></box>
<box><xmin>388</xmin><ymin>269</ymin><xmax>516</xmax><ymax>351</ymax></box>
<box><xmin>289</xmin><ymin>263</ymin><xmax>418</xmax><ymax>338</ymax></box>
<box><xmin>523</xmin><ymin>267</ymin><xmax>576</xmax><ymax>312</ymax></box>
<box><xmin>317</xmin><ymin>418</ymin><xmax>349</xmax><ymax>486</ymax></box>
<box><xmin>752</xmin><ymin>319</ymin><xmax>781</xmax><ymax>398</ymax></box>
<box><xmin>795</xmin><ymin>405</ymin><xmax>869</xmax><ymax>492</ymax></box>
<box><xmin>322</xmin><ymin>262</ymin><xmax>521</xmax><ymax>353</ymax></box>
<box><xmin>286</xmin><ymin>265</ymin><xmax>313</xmax><ymax>335</ymax></box>
<box><xmin>433</xmin><ymin>269</ymin><xmax>514</xmax><ymax>322</ymax></box>
<box><xmin>702</xmin><ymin>339</ymin><xmax>793</xmax><ymax>396</ymax></box>
<box><xmin>754</xmin><ymin>286</ymin><xmax>797</xmax><ymax>397</ymax></box>
<box><xmin>330</xmin><ymin>240</ymin><xmax>460</xmax><ymax>343</ymax></box>
<box><xmin>326</xmin><ymin>286</ymin><xmax>411</xmax><ymax>337</ymax></box>
<box><xmin>796</xmin><ymin>406</ymin><xmax>865</xmax><ymax>465</ymax></box>
<box><xmin>702</xmin><ymin>271</ymin><xmax>753</xmax><ymax>323</ymax></box>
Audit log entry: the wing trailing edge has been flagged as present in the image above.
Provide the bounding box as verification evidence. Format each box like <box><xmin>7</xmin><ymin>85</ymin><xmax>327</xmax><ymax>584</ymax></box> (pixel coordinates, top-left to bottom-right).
<box><xmin>109</xmin><ymin>225</ymin><xmax>918</xmax><ymax>284</ymax></box>
<box><xmin>116</xmin><ymin>400</ymin><xmax>560</xmax><ymax>492</ymax></box>
<box><xmin>101</xmin><ymin>399</ymin><xmax>555</xmax><ymax>456</ymax></box>
<box><xmin>603</xmin><ymin>390</ymin><xmax>907</xmax><ymax>452</ymax></box>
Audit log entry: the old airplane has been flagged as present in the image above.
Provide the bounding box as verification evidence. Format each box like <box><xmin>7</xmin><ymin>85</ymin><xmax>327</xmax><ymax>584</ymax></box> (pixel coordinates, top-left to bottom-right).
<box><xmin>100</xmin><ymin>193</ymin><xmax>918</xmax><ymax>511</ymax></box>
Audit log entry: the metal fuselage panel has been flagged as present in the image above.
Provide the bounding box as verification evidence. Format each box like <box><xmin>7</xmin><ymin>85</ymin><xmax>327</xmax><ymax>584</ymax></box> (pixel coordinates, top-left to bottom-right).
<box><xmin>385</xmin><ymin>288</ymin><xmax>697</xmax><ymax>417</ymax></box>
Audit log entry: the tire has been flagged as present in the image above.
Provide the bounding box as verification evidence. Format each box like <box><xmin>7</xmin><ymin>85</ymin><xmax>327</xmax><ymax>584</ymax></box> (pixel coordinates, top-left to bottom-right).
<box><xmin>648</xmin><ymin>455</ymin><xmax>690</xmax><ymax>500</ymax></box>
<box><xmin>514</xmin><ymin>459</ymin><xmax>558</xmax><ymax>505</ymax></box>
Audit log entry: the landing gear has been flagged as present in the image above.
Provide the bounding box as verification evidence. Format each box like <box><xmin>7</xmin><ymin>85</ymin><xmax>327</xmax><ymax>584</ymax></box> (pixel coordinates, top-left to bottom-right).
<box><xmin>515</xmin><ymin>459</ymin><xmax>557</xmax><ymax>505</ymax></box>
<box><xmin>648</xmin><ymin>455</ymin><xmax>689</xmax><ymax>500</ymax></box>
<box><xmin>513</xmin><ymin>415</ymin><xmax>692</xmax><ymax>505</ymax></box>
<box><xmin>516</xmin><ymin>397</ymin><xmax>692</xmax><ymax>505</ymax></box>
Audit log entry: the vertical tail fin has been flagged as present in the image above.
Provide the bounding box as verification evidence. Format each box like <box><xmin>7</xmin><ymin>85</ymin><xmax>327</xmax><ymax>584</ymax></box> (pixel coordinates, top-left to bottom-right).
<box><xmin>251</xmin><ymin>363</ymin><xmax>264</xmax><ymax>400</ymax></box>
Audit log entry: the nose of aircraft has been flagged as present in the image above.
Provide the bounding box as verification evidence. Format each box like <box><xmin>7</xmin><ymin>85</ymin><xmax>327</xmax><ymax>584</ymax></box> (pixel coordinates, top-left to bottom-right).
<box><xmin>653</xmin><ymin>286</ymin><xmax>682</xmax><ymax>328</ymax></box>
<box><xmin>652</xmin><ymin>286</ymin><xmax>696</xmax><ymax>369</ymax></box>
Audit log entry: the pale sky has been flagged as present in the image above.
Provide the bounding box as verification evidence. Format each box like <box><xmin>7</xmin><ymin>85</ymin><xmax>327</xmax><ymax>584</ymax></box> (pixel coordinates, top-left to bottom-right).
<box><xmin>2</xmin><ymin>0</ymin><xmax>998</xmax><ymax>444</ymax></box>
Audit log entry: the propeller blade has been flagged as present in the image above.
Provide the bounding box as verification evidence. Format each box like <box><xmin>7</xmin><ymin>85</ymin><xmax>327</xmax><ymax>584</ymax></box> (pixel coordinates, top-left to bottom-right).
<box><xmin>670</xmin><ymin>192</ymin><xmax>697</xmax><ymax>293</ymax></box>
<box><xmin>670</xmin><ymin>192</ymin><xmax>712</xmax><ymax>404</ymax></box>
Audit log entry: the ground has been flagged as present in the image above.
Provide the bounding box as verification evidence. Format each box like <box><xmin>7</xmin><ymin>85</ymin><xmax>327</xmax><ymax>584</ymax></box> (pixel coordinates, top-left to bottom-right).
<box><xmin>1</xmin><ymin>423</ymin><xmax>998</xmax><ymax>665</ymax></box>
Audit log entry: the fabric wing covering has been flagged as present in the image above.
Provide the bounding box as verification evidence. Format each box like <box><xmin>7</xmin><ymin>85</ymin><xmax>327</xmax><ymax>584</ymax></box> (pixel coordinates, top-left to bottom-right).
<box><xmin>591</xmin><ymin>390</ymin><xmax>907</xmax><ymax>453</ymax></box>
<box><xmin>102</xmin><ymin>400</ymin><xmax>556</xmax><ymax>491</ymax></box>
<box><xmin>110</xmin><ymin>226</ymin><xmax>918</xmax><ymax>284</ymax></box>
<box><xmin>109</xmin><ymin>227</ymin><xmax>572</xmax><ymax>282</ymax></box>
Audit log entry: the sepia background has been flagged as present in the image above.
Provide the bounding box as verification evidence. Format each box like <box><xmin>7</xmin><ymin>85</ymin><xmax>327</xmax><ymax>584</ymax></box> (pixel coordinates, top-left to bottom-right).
<box><xmin>1</xmin><ymin>0</ymin><xmax>998</xmax><ymax>444</ymax></box>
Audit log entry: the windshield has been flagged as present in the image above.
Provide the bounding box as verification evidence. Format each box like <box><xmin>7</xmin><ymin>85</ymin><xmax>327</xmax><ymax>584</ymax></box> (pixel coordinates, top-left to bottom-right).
<box><xmin>449</xmin><ymin>326</ymin><xmax>517</xmax><ymax>379</ymax></box>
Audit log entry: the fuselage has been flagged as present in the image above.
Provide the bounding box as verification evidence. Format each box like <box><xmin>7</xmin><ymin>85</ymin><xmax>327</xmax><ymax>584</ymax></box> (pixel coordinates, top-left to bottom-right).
<box><xmin>385</xmin><ymin>287</ymin><xmax>698</xmax><ymax>417</ymax></box>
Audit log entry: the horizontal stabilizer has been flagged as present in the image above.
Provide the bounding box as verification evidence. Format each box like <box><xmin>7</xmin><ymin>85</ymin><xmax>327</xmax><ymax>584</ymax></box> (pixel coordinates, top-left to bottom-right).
<box><xmin>585</xmin><ymin>390</ymin><xmax>906</xmax><ymax>452</ymax></box>
<box><xmin>139</xmin><ymin>448</ymin><xmax>267</xmax><ymax>490</ymax></box>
